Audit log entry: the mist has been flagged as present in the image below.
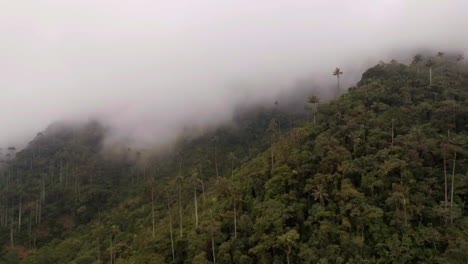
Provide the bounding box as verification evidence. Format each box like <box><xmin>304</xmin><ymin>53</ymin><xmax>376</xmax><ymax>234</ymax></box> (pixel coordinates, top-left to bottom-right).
<box><xmin>1</xmin><ymin>1</ymin><xmax>467</xmax><ymax>149</ymax></box>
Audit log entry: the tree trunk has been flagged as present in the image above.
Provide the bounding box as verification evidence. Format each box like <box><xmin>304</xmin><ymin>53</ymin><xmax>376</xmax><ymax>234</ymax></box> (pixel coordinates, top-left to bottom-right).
<box><xmin>271</xmin><ymin>136</ymin><xmax>274</xmax><ymax>175</ymax></box>
<box><xmin>403</xmin><ymin>196</ymin><xmax>407</xmax><ymax>226</ymax></box>
<box><xmin>429</xmin><ymin>67</ymin><xmax>432</xmax><ymax>85</ymax></box>
<box><xmin>110</xmin><ymin>237</ymin><xmax>113</xmax><ymax>264</ymax></box>
<box><xmin>42</xmin><ymin>176</ymin><xmax>46</xmax><ymax>204</ymax></box>
<box><xmin>199</xmin><ymin>179</ymin><xmax>206</xmax><ymax>206</ymax></box>
<box><xmin>199</xmin><ymin>166</ymin><xmax>206</xmax><ymax>205</ymax></box>
<box><xmin>450</xmin><ymin>151</ymin><xmax>457</xmax><ymax>224</ymax></box>
<box><xmin>211</xmin><ymin>230</ymin><xmax>216</xmax><ymax>264</ymax></box>
<box><xmin>337</xmin><ymin>76</ymin><xmax>340</xmax><ymax>96</ymax></box>
<box><xmin>391</xmin><ymin>119</ymin><xmax>394</xmax><ymax>146</ymax></box>
<box><xmin>28</xmin><ymin>214</ymin><xmax>31</xmax><ymax>249</ymax></box>
<box><xmin>151</xmin><ymin>187</ymin><xmax>155</xmax><ymax>238</ymax></box>
<box><xmin>59</xmin><ymin>160</ymin><xmax>62</xmax><ymax>184</ymax></box>
<box><xmin>443</xmin><ymin>145</ymin><xmax>448</xmax><ymax>210</ymax></box>
<box><xmin>35</xmin><ymin>200</ymin><xmax>38</xmax><ymax>225</ymax></box>
<box><xmin>38</xmin><ymin>201</ymin><xmax>42</xmax><ymax>224</ymax></box>
<box><xmin>17</xmin><ymin>197</ymin><xmax>21</xmax><ymax>232</ymax></box>
<box><xmin>10</xmin><ymin>219</ymin><xmax>14</xmax><ymax>247</ymax></box>
<box><xmin>33</xmin><ymin>227</ymin><xmax>36</xmax><ymax>250</ymax></box>
<box><xmin>233</xmin><ymin>200</ymin><xmax>237</xmax><ymax>239</ymax></box>
<box><xmin>178</xmin><ymin>180</ymin><xmax>183</xmax><ymax>237</ymax></box>
<box><xmin>215</xmin><ymin>144</ymin><xmax>219</xmax><ymax>179</ymax></box>
<box><xmin>168</xmin><ymin>201</ymin><xmax>175</xmax><ymax>262</ymax></box>
<box><xmin>194</xmin><ymin>184</ymin><xmax>198</xmax><ymax>228</ymax></box>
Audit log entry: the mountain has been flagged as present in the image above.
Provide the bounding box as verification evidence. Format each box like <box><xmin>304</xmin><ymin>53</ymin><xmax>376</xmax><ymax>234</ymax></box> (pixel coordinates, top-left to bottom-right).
<box><xmin>1</xmin><ymin>55</ymin><xmax>467</xmax><ymax>263</ymax></box>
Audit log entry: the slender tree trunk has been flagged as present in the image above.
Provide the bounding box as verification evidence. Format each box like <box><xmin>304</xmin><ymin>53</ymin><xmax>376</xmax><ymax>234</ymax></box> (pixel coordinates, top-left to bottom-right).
<box><xmin>35</xmin><ymin>200</ymin><xmax>38</xmax><ymax>225</ymax></box>
<box><xmin>110</xmin><ymin>237</ymin><xmax>113</xmax><ymax>264</ymax></box>
<box><xmin>231</xmin><ymin>157</ymin><xmax>234</xmax><ymax>178</ymax></box>
<box><xmin>443</xmin><ymin>145</ymin><xmax>448</xmax><ymax>210</ymax></box>
<box><xmin>429</xmin><ymin>67</ymin><xmax>432</xmax><ymax>85</ymax></box>
<box><xmin>33</xmin><ymin>227</ymin><xmax>36</xmax><ymax>250</ymax></box>
<box><xmin>199</xmin><ymin>166</ymin><xmax>206</xmax><ymax>206</ymax></box>
<box><xmin>194</xmin><ymin>183</ymin><xmax>198</xmax><ymax>228</ymax></box>
<box><xmin>28</xmin><ymin>214</ymin><xmax>31</xmax><ymax>248</ymax></box>
<box><xmin>337</xmin><ymin>76</ymin><xmax>340</xmax><ymax>96</ymax></box>
<box><xmin>59</xmin><ymin>160</ymin><xmax>62</xmax><ymax>184</ymax></box>
<box><xmin>42</xmin><ymin>176</ymin><xmax>46</xmax><ymax>203</ymax></box>
<box><xmin>211</xmin><ymin>230</ymin><xmax>216</xmax><ymax>264</ymax></box>
<box><xmin>403</xmin><ymin>196</ymin><xmax>407</xmax><ymax>226</ymax></box>
<box><xmin>38</xmin><ymin>201</ymin><xmax>41</xmax><ymax>224</ymax></box>
<box><xmin>1</xmin><ymin>201</ymin><xmax>3</xmax><ymax>227</ymax></box>
<box><xmin>215</xmin><ymin>144</ymin><xmax>219</xmax><ymax>179</ymax></box>
<box><xmin>10</xmin><ymin>218</ymin><xmax>14</xmax><ymax>247</ymax></box>
<box><xmin>233</xmin><ymin>200</ymin><xmax>237</xmax><ymax>239</ymax></box>
<box><xmin>17</xmin><ymin>197</ymin><xmax>21</xmax><ymax>232</ymax></box>
<box><xmin>178</xmin><ymin>180</ymin><xmax>183</xmax><ymax>237</ymax></box>
<box><xmin>271</xmin><ymin>136</ymin><xmax>274</xmax><ymax>175</ymax></box>
<box><xmin>313</xmin><ymin>110</ymin><xmax>316</xmax><ymax>125</ymax></box>
<box><xmin>391</xmin><ymin>119</ymin><xmax>394</xmax><ymax>146</ymax></box>
<box><xmin>286</xmin><ymin>248</ymin><xmax>291</xmax><ymax>264</ymax></box>
<box><xmin>151</xmin><ymin>187</ymin><xmax>155</xmax><ymax>238</ymax></box>
<box><xmin>450</xmin><ymin>151</ymin><xmax>457</xmax><ymax>223</ymax></box>
<box><xmin>199</xmin><ymin>179</ymin><xmax>205</xmax><ymax>206</ymax></box>
<box><xmin>168</xmin><ymin>201</ymin><xmax>175</xmax><ymax>262</ymax></box>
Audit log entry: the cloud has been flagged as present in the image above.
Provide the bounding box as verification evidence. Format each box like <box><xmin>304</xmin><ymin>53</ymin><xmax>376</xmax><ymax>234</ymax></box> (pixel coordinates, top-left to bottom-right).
<box><xmin>0</xmin><ymin>0</ymin><xmax>467</xmax><ymax>148</ymax></box>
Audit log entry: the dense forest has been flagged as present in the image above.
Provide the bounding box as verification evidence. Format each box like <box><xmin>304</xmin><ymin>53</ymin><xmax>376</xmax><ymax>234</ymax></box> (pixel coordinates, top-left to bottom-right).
<box><xmin>0</xmin><ymin>53</ymin><xmax>467</xmax><ymax>263</ymax></box>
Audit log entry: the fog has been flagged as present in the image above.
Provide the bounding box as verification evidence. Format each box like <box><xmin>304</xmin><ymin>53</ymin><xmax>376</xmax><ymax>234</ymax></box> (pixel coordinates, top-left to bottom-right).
<box><xmin>1</xmin><ymin>1</ymin><xmax>467</xmax><ymax>149</ymax></box>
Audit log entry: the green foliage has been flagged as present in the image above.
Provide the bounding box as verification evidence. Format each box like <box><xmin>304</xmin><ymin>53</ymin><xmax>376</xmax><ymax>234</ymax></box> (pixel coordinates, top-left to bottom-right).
<box><xmin>1</xmin><ymin>56</ymin><xmax>468</xmax><ymax>263</ymax></box>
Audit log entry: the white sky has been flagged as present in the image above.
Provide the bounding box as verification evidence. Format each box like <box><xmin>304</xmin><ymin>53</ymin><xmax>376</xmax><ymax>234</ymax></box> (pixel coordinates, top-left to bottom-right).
<box><xmin>1</xmin><ymin>1</ymin><xmax>467</xmax><ymax>148</ymax></box>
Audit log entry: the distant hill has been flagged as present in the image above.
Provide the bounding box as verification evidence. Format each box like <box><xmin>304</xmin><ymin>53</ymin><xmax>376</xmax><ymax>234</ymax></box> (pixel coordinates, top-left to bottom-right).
<box><xmin>1</xmin><ymin>55</ymin><xmax>467</xmax><ymax>264</ymax></box>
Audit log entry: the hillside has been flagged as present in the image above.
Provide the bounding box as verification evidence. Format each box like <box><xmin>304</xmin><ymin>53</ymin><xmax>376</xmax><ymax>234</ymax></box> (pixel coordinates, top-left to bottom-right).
<box><xmin>1</xmin><ymin>55</ymin><xmax>468</xmax><ymax>263</ymax></box>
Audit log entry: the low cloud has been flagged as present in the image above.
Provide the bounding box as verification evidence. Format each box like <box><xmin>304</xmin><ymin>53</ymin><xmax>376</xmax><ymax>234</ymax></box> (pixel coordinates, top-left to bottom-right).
<box><xmin>1</xmin><ymin>0</ymin><xmax>467</xmax><ymax>149</ymax></box>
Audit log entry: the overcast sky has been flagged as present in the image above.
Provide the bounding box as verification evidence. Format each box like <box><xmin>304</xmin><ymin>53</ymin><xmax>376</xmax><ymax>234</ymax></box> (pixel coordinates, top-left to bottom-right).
<box><xmin>1</xmin><ymin>1</ymin><xmax>467</xmax><ymax>148</ymax></box>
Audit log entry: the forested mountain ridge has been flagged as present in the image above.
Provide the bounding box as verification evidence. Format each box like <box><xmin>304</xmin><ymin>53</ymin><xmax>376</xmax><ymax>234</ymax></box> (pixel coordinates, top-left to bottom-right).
<box><xmin>1</xmin><ymin>55</ymin><xmax>467</xmax><ymax>263</ymax></box>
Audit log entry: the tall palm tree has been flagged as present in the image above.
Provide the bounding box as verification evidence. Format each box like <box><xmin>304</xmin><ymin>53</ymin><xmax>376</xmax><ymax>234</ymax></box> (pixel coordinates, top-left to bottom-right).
<box><xmin>426</xmin><ymin>59</ymin><xmax>435</xmax><ymax>85</ymax></box>
<box><xmin>437</xmin><ymin>51</ymin><xmax>445</xmax><ymax>60</ymax></box>
<box><xmin>176</xmin><ymin>175</ymin><xmax>183</xmax><ymax>237</ymax></box>
<box><xmin>191</xmin><ymin>169</ymin><xmax>200</xmax><ymax>228</ymax></box>
<box><xmin>267</xmin><ymin>119</ymin><xmax>279</xmax><ymax>175</ymax></box>
<box><xmin>308</xmin><ymin>95</ymin><xmax>320</xmax><ymax>125</ymax></box>
<box><xmin>450</xmin><ymin>151</ymin><xmax>457</xmax><ymax>224</ymax></box>
<box><xmin>167</xmin><ymin>199</ymin><xmax>175</xmax><ymax>261</ymax></box>
<box><xmin>332</xmin><ymin>67</ymin><xmax>343</xmax><ymax>97</ymax></box>
<box><xmin>312</xmin><ymin>184</ymin><xmax>328</xmax><ymax>206</ymax></box>
<box><xmin>412</xmin><ymin>54</ymin><xmax>423</xmax><ymax>75</ymax></box>
<box><xmin>212</xmin><ymin>136</ymin><xmax>219</xmax><ymax>179</ymax></box>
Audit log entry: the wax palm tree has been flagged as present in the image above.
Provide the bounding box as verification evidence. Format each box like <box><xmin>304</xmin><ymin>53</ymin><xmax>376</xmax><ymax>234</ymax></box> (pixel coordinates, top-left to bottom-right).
<box><xmin>308</xmin><ymin>95</ymin><xmax>320</xmax><ymax>125</ymax></box>
<box><xmin>437</xmin><ymin>51</ymin><xmax>445</xmax><ymax>60</ymax></box>
<box><xmin>426</xmin><ymin>59</ymin><xmax>435</xmax><ymax>85</ymax></box>
<box><xmin>412</xmin><ymin>54</ymin><xmax>423</xmax><ymax>75</ymax></box>
<box><xmin>332</xmin><ymin>67</ymin><xmax>343</xmax><ymax>96</ymax></box>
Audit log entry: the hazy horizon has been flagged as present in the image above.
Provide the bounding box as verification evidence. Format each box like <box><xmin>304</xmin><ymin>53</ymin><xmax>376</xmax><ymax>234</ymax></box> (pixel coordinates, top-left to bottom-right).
<box><xmin>1</xmin><ymin>1</ymin><xmax>468</xmax><ymax>149</ymax></box>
